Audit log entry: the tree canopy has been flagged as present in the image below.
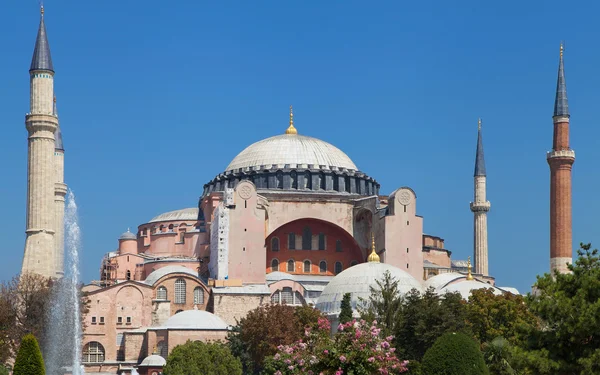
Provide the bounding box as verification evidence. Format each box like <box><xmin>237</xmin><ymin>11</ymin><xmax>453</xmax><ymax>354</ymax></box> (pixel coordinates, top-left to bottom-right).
<box><xmin>422</xmin><ymin>332</ymin><xmax>488</xmax><ymax>375</ymax></box>
<box><xmin>13</xmin><ymin>334</ymin><xmax>45</xmax><ymax>375</ymax></box>
<box><xmin>163</xmin><ymin>340</ymin><xmax>241</xmax><ymax>375</ymax></box>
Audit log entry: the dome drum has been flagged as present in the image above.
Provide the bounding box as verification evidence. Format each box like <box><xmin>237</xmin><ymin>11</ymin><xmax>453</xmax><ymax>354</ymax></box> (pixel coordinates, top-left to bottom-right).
<box><xmin>203</xmin><ymin>167</ymin><xmax>379</xmax><ymax>197</ymax></box>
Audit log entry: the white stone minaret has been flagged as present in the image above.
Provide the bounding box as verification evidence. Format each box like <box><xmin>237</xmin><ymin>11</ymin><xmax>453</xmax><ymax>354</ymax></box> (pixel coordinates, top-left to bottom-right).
<box><xmin>54</xmin><ymin>97</ymin><xmax>67</xmax><ymax>277</ymax></box>
<box><xmin>470</xmin><ymin>119</ymin><xmax>491</xmax><ymax>276</ymax></box>
<box><xmin>21</xmin><ymin>6</ymin><xmax>59</xmax><ymax>278</ymax></box>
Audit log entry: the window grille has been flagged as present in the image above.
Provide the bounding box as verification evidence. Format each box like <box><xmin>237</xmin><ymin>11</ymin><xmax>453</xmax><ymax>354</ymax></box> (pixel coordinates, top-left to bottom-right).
<box><xmin>174</xmin><ymin>279</ymin><xmax>186</xmax><ymax>304</ymax></box>
<box><xmin>335</xmin><ymin>262</ymin><xmax>343</xmax><ymax>275</ymax></box>
<box><xmin>281</xmin><ymin>287</ymin><xmax>294</xmax><ymax>304</ymax></box>
<box><xmin>156</xmin><ymin>286</ymin><xmax>167</xmax><ymax>300</ymax></box>
<box><xmin>82</xmin><ymin>342</ymin><xmax>105</xmax><ymax>363</ymax></box>
<box><xmin>194</xmin><ymin>287</ymin><xmax>204</xmax><ymax>305</ymax></box>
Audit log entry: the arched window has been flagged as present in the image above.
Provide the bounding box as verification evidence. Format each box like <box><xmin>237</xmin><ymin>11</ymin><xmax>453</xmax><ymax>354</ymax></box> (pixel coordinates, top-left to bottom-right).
<box><xmin>194</xmin><ymin>287</ymin><xmax>204</xmax><ymax>305</ymax></box>
<box><xmin>82</xmin><ymin>341</ymin><xmax>105</xmax><ymax>363</ymax></box>
<box><xmin>276</xmin><ymin>171</ymin><xmax>283</xmax><ymax>189</ymax></box>
<box><xmin>336</xmin><ymin>240</ymin><xmax>342</xmax><ymax>252</ymax></box>
<box><xmin>319</xmin><ymin>261</ymin><xmax>327</xmax><ymax>274</ymax></box>
<box><xmin>304</xmin><ymin>171</ymin><xmax>312</xmax><ymax>190</ymax></box>
<box><xmin>281</xmin><ymin>287</ymin><xmax>293</xmax><ymax>304</ymax></box>
<box><xmin>287</xmin><ymin>259</ymin><xmax>295</xmax><ymax>272</ymax></box>
<box><xmin>345</xmin><ymin>176</ymin><xmax>351</xmax><ymax>193</ymax></box>
<box><xmin>303</xmin><ymin>260</ymin><xmax>311</xmax><ymax>273</ymax></box>
<box><xmin>156</xmin><ymin>286</ymin><xmax>167</xmax><ymax>300</ymax></box>
<box><xmin>157</xmin><ymin>341</ymin><xmax>168</xmax><ymax>358</ymax></box>
<box><xmin>271</xmin><ymin>237</ymin><xmax>280</xmax><ymax>252</ymax></box>
<box><xmin>126</xmin><ymin>270</ymin><xmax>131</xmax><ymax>280</ymax></box>
<box><xmin>291</xmin><ymin>171</ymin><xmax>298</xmax><ymax>189</ymax></box>
<box><xmin>159</xmin><ymin>225</ymin><xmax>165</xmax><ymax>232</ymax></box>
<box><xmin>271</xmin><ymin>259</ymin><xmax>279</xmax><ymax>272</ymax></box>
<box><xmin>175</xmin><ymin>309</ymin><xmax>183</xmax><ymax>314</ymax></box>
<box><xmin>319</xmin><ymin>172</ymin><xmax>326</xmax><ymax>190</ymax></box>
<box><xmin>288</xmin><ymin>233</ymin><xmax>296</xmax><ymax>250</ymax></box>
<box><xmin>174</xmin><ymin>279</ymin><xmax>186</xmax><ymax>304</ymax></box>
<box><xmin>168</xmin><ymin>224</ymin><xmax>174</xmax><ymax>232</ymax></box>
<box><xmin>318</xmin><ymin>233</ymin><xmax>326</xmax><ymax>250</ymax></box>
<box><xmin>271</xmin><ymin>291</ymin><xmax>280</xmax><ymax>304</ymax></box>
<box><xmin>334</xmin><ymin>262</ymin><xmax>343</xmax><ymax>275</ymax></box>
<box><xmin>302</xmin><ymin>226</ymin><xmax>312</xmax><ymax>250</ymax></box>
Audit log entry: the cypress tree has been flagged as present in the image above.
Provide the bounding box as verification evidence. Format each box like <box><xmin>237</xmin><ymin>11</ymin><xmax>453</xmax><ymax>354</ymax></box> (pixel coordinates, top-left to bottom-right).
<box><xmin>338</xmin><ymin>293</ymin><xmax>353</xmax><ymax>324</ymax></box>
<box><xmin>13</xmin><ymin>334</ymin><xmax>45</xmax><ymax>375</ymax></box>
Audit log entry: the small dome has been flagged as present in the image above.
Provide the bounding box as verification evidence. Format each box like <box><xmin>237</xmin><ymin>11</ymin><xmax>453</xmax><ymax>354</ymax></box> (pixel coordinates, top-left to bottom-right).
<box><xmin>161</xmin><ymin>309</ymin><xmax>229</xmax><ymax>330</ymax></box>
<box><xmin>139</xmin><ymin>354</ymin><xmax>166</xmax><ymax>367</ymax></box>
<box><xmin>440</xmin><ymin>280</ymin><xmax>503</xmax><ymax>300</ymax></box>
<box><xmin>225</xmin><ymin>134</ymin><xmax>358</xmax><ymax>172</ymax></box>
<box><xmin>424</xmin><ymin>272</ymin><xmax>467</xmax><ymax>292</ymax></box>
<box><xmin>119</xmin><ymin>229</ymin><xmax>137</xmax><ymax>241</ymax></box>
<box><xmin>316</xmin><ymin>262</ymin><xmax>423</xmax><ymax>316</ymax></box>
<box><xmin>149</xmin><ymin>208</ymin><xmax>199</xmax><ymax>223</ymax></box>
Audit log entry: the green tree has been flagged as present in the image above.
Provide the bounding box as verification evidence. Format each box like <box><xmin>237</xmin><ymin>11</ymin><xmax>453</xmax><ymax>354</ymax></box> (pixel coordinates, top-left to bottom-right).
<box><xmin>466</xmin><ymin>288</ymin><xmax>539</xmax><ymax>346</ymax></box>
<box><xmin>422</xmin><ymin>332</ymin><xmax>488</xmax><ymax>375</ymax></box>
<box><xmin>482</xmin><ymin>337</ymin><xmax>517</xmax><ymax>375</ymax></box>
<box><xmin>394</xmin><ymin>288</ymin><xmax>471</xmax><ymax>361</ymax></box>
<box><xmin>163</xmin><ymin>340</ymin><xmax>241</xmax><ymax>375</ymax></box>
<box><xmin>0</xmin><ymin>365</ymin><xmax>10</xmax><ymax>375</ymax></box>
<box><xmin>228</xmin><ymin>304</ymin><xmax>323</xmax><ymax>374</ymax></box>
<box><xmin>338</xmin><ymin>293</ymin><xmax>353</xmax><ymax>324</ymax></box>
<box><xmin>358</xmin><ymin>270</ymin><xmax>403</xmax><ymax>337</ymax></box>
<box><xmin>13</xmin><ymin>334</ymin><xmax>45</xmax><ymax>375</ymax></box>
<box><xmin>516</xmin><ymin>243</ymin><xmax>600</xmax><ymax>374</ymax></box>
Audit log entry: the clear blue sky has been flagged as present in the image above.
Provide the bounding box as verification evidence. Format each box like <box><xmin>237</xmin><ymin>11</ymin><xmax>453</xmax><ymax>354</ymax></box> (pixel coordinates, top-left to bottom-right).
<box><xmin>2</xmin><ymin>0</ymin><xmax>599</xmax><ymax>293</ymax></box>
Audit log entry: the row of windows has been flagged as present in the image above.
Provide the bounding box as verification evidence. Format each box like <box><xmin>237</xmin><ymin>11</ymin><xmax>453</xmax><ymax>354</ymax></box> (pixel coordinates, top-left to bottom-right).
<box><xmin>247</xmin><ymin>171</ymin><xmax>371</xmax><ymax>194</ymax></box>
<box><xmin>31</xmin><ymin>73</ymin><xmax>52</xmax><ymax>78</ymax></box>
<box><xmin>155</xmin><ymin>281</ymin><xmax>205</xmax><ymax>305</ymax></box>
<box><xmin>270</xmin><ymin>287</ymin><xmax>304</xmax><ymax>305</ymax></box>
<box><xmin>271</xmin><ymin>259</ymin><xmax>356</xmax><ymax>274</ymax></box>
<box><xmin>90</xmin><ymin>316</ymin><xmax>105</xmax><ymax>324</ymax></box>
<box><xmin>271</xmin><ymin>228</ymin><xmax>344</xmax><ymax>252</ymax></box>
<box><xmin>91</xmin><ymin>316</ymin><xmax>133</xmax><ymax>325</ymax></box>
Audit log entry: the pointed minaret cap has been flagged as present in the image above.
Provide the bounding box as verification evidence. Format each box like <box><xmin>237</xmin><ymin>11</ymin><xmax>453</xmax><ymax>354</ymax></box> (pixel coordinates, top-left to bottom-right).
<box><xmin>285</xmin><ymin>105</ymin><xmax>298</xmax><ymax>135</ymax></box>
<box><xmin>553</xmin><ymin>43</ymin><xmax>569</xmax><ymax>118</ymax></box>
<box><xmin>53</xmin><ymin>97</ymin><xmax>64</xmax><ymax>151</ymax></box>
<box><xmin>367</xmin><ymin>233</ymin><xmax>380</xmax><ymax>263</ymax></box>
<box><xmin>466</xmin><ymin>256</ymin><xmax>474</xmax><ymax>280</ymax></box>
<box><xmin>30</xmin><ymin>6</ymin><xmax>54</xmax><ymax>72</ymax></box>
<box><xmin>474</xmin><ymin>118</ymin><xmax>486</xmax><ymax>177</ymax></box>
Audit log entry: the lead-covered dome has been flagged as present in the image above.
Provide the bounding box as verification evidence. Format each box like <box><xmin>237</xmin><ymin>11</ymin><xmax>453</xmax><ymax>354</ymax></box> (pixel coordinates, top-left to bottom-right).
<box><xmin>161</xmin><ymin>309</ymin><xmax>229</xmax><ymax>330</ymax></box>
<box><xmin>226</xmin><ymin>134</ymin><xmax>358</xmax><ymax>172</ymax></box>
<box><xmin>316</xmin><ymin>262</ymin><xmax>423</xmax><ymax>316</ymax></box>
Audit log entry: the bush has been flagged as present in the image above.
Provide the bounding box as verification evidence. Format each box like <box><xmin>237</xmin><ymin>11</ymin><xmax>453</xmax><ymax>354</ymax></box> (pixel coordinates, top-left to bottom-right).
<box><xmin>13</xmin><ymin>334</ymin><xmax>45</xmax><ymax>375</ymax></box>
<box><xmin>422</xmin><ymin>332</ymin><xmax>488</xmax><ymax>375</ymax></box>
<box><xmin>163</xmin><ymin>340</ymin><xmax>241</xmax><ymax>375</ymax></box>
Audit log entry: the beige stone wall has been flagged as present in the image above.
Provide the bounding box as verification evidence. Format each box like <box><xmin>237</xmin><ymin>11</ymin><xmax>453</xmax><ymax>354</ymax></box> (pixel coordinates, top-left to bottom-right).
<box><xmin>151</xmin><ymin>301</ymin><xmax>171</xmax><ymax>327</ymax></box>
<box><xmin>30</xmin><ymin>73</ymin><xmax>54</xmax><ymax>114</ymax></box>
<box><xmin>210</xmin><ymin>294</ymin><xmax>267</xmax><ymax>326</ymax></box>
<box><xmin>124</xmin><ymin>332</ymin><xmax>145</xmax><ymax>362</ymax></box>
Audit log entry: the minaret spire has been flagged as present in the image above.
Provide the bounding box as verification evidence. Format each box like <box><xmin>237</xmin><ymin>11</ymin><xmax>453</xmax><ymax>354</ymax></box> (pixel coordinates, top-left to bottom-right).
<box><xmin>548</xmin><ymin>43</ymin><xmax>575</xmax><ymax>274</ymax></box>
<box><xmin>470</xmin><ymin>118</ymin><xmax>491</xmax><ymax>276</ymax></box>
<box><xmin>30</xmin><ymin>5</ymin><xmax>54</xmax><ymax>72</ymax></box>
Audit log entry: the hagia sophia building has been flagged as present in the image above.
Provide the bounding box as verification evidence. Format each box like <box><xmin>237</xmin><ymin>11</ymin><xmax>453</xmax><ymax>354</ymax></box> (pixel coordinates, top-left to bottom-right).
<box><xmin>18</xmin><ymin>8</ymin><xmax>575</xmax><ymax>375</ymax></box>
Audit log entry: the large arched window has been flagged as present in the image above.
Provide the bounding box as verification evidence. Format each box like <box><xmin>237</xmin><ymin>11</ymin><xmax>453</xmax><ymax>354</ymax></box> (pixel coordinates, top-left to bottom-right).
<box><xmin>287</xmin><ymin>259</ymin><xmax>295</xmax><ymax>272</ymax></box>
<box><xmin>271</xmin><ymin>237</ymin><xmax>280</xmax><ymax>252</ymax></box>
<box><xmin>276</xmin><ymin>171</ymin><xmax>284</xmax><ymax>189</ymax></box>
<box><xmin>334</xmin><ymin>262</ymin><xmax>343</xmax><ymax>275</ymax></box>
<box><xmin>82</xmin><ymin>341</ymin><xmax>105</xmax><ymax>363</ymax></box>
<box><xmin>291</xmin><ymin>171</ymin><xmax>298</xmax><ymax>189</ymax></box>
<box><xmin>281</xmin><ymin>287</ymin><xmax>294</xmax><ymax>304</ymax></box>
<box><xmin>271</xmin><ymin>259</ymin><xmax>279</xmax><ymax>272</ymax></box>
<box><xmin>304</xmin><ymin>171</ymin><xmax>312</xmax><ymax>190</ymax></box>
<box><xmin>126</xmin><ymin>270</ymin><xmax>131</xmax><ymax>280</ymax></box>
<box><xmin>194</xmin><ymin>287</ymin><xmax>204</xmax><ymax>305</ymax></box>
<box><xmin>174</xmin><ymin>278</ymin><xmax>186</xmax><ymax>304</ymax></box>
<box><xmin>288</xmin><ymin>233</ymin><xmax>296</xmax><ymax>250</ymax></box>
<box><xmin>302</xmin><ymin>226</ymin><xmax>312</xmax><ymax>250</ymax></box>
<box><xmin>319</xmin><ymin>261</ymin><xmax>327</xmax><ymax>274</ymax></box>
<box><xmin>156</xmin><ymin>286</ymin><xmax>167</xmax><ymax>300</ymax></box>
<box><xmin>157</xmin><ymin>341</ymin><xmax>168</xmax><ymax>359</ymax></box>
<box><xmin>319</xmin><ymin>172</ymin><xmax>326</xmax><ymax>190</ymax></box>
<box><xmin>303</xmin><ymin>260</ymin><xmax>311</xmax><ymax>273</ymax></box>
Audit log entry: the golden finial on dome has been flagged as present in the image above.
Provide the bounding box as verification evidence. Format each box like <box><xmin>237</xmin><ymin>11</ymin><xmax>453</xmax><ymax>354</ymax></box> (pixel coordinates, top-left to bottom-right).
<box><xmin>152</xmin><ymin>345</ymin><xmax>158</xmax><ymax>355</ymax></box>
<box><xmin>560</xmin><ymin>42</ymin><xmax>564</xmax><ymax>59</ymax></box>
<box><xmin>367</xmin><ymin>233</ymin><xmax>380</xmax><ymax>263</ymax></box>
<box><xmin>285</xmin><ymin>105</ymin><xmax>298</xmax><ymax>135</ymax></box>
<box><xmin>466</xmin><ymin>256</ymin><xmax>474</xmax><ymax>280</ymax></box>
<box><xmin>478</xmin><ymin>118</ymin><xmax>481</xmax><ymax>131</ymax></box>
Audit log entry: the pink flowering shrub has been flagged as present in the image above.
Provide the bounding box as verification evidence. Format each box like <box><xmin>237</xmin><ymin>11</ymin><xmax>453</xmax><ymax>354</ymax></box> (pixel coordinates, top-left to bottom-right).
<box><xmin>263</xmin><ymin>318</ymin><xmax>409</xmax><ymax>375</ymax></box>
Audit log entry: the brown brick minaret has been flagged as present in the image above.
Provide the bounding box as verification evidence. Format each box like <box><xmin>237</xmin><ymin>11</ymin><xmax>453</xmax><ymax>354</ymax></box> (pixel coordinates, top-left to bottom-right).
<box><xmin>547</xmin><ymin>44</ymin><xmax>575</xmax><ymax>274</ymax></box>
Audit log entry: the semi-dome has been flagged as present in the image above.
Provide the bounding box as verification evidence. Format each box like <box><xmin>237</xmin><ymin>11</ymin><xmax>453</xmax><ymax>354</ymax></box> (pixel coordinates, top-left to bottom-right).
<box><xmin>440</xmin><ymin>280</ymin><xmax>503</xmax><ymax>300</ymax></box>
<box><xmin>316</xmin><ymin>262</ymin><xmax>423</xmax><ymax>316</ymax></box>
<box><xmin>139</xmin><ymin>354</ymin><xmax>166</xmax><ymax>367</ymax></box>
<box><xmin>226</xmin><ymin>134</ymin><xmax>358</xmax><ymax>172</ymax></box>
<box><xmin>144</xmin><ymin>265</ymin><xmax>199</xmax><ymax>286</ymax></box>
<box><xmin>149</xmin><ymin>208</ymin><xmax>199</xmax><ymax>223</ymax></box>
<box><xmin>161</xmin><ymin>309</ymin><xmax>229</xmax><ymax>330</ymax></box>
<box><xmin>424</xmin><ymin>272</ymin><xmax>467</xmax><ymax>292</ymax></box>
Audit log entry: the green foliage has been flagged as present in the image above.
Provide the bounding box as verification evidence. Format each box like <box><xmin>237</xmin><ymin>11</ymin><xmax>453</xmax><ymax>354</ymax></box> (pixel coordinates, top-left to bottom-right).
<box><xmin>13</xmin><ymin>334</ymin><xmax>45</xmax><ymax>375</ymax></box>
<box><xmin>518</xmin><ymin>243</ymin><xmax>600</xmax><ymax>374</ymax></box>
<box><xmin>163</xmin><ymin>340</ymin><xmax>241</xmax><ymax>375</ymax></box>
<box><xmin>422</xmin><ymin>332</ymin><xmax>488</xmax><ymax>375</ymax></box>
<box><xmin>394</xmin><ymin>288</ymin><xmax>471</xmax><ymax>361</ymax></box>
<box><xmin>338</xmin><ymin>293</ymin><xmax>353</xmax><ymax>324</ymax></box>
<box><xmin>466</xmin><ymin>288</ymin><xmax>539</xmax><ymax>346</ymax></box>
<box><xmin>482</xmin><ymin>337</ymin><xmax>517</xmax><ymax>375</ymax></box>
<box><xmin>228</xmin><ymin>304</ymin><xmax>324</xmax><ymax>374</ymax></box>
<box><xmin>0</xmin><ymin>364</ymin><xmax>10</xmax><ymax>375</ymax></box>
<box><xmin>359</xmin><ymin>270</ymin><xmax>403</xmax><ymax>337</ymax></box>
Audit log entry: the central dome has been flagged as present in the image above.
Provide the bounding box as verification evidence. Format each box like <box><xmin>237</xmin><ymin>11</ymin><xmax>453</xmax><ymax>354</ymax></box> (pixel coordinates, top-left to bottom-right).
<box><xmin>226</xmin><ymin>134</ymin><xmax>358</xmax><ymax>172</ymax></box>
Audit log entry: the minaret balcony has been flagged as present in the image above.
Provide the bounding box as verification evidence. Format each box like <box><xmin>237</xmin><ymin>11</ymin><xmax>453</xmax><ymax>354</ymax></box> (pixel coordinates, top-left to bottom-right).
<box><xmin>470</xmin><ymin>201</ymin><xmax>491</xmax><ymax>212</ymax></box>
<box><xmin>547</xmin><ymin>149</ymin><xmax>575</xmax><ymax>160</ymax></box>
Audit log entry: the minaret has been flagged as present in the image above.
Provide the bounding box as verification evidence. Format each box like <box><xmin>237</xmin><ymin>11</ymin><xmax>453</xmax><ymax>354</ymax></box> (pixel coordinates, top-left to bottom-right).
<box><xmin>54</xmin><ymin>97</ymin><xmax>67</xmax><ymax>277</ymax></box>
<box><xmin>547</xmin><ymin>44</ymin><xmax>575</xmax><ymax>274</ymax></box>
<box><xmin>21</xmin><ymin>6</ymin><xmax>58</xmax><ymax>278</ymax></box>
<box><xmin>470</xmin><ymin>118</ymin><xmax>491</xmax><ymax>276</ymax></box>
